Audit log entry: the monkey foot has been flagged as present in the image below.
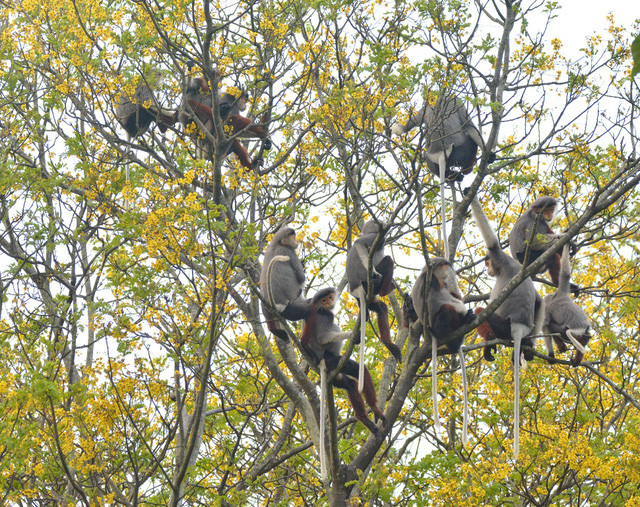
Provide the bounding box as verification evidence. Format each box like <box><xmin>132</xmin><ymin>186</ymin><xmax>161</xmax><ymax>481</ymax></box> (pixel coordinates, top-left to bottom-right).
<box><xmin>272</xmin><ymin>329</ymin><xmax>290</xmax><ymax>342</ymax></box>
<box><xmin>361</xmin><ymin>417</ymin><xmax>381</xmax><ymax>436</ymax></box>
<box><xmin>546</xmin><ymin>354</ymin><xmax>557</xmax><ymax>365</ymax></box>
<box><xmin>483</xmin><ymin>345</ymin><xmax>496</xmax><ymax>362</ymax></box>
<box><xmin>387</xmin><ymin>343</ymin><xmax>402</xmax><ymax>363</ymax></box>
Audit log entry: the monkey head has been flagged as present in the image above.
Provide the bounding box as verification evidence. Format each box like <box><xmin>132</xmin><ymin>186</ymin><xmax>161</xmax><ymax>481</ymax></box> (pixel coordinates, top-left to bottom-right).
<box><xmin>271</xmin><ymin>227</ymin><xmax>299</xmax><ymax>249</ymax></box>
<box><xmin>431</xmin><ymin>257</ymin><xmax>461</xmax><ymax>296</ymax></box>
<box><xmin>311</xmin><ymin>287</ymin><xmax>337</xmax><ymax>310</ymax></box>
<box><xmin>531</xmin><ymin>195</ymin><xmax>558</xmax><ymax>222</ymax></box>
<box><xmin>485</xmin><ymin>256</ymin><xmax>497</xmax><ymax>277</ymax></box>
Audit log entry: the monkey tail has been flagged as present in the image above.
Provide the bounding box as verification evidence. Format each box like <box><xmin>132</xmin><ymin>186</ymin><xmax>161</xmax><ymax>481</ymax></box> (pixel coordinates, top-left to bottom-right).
<box><xmin>566</xmin><ymin>328</ymin><xmax>587</xmax><ymax>354</ymax></box>
<box><xmin>513</xmin><ymin>332</ymin><xmax>522</xmax><ymax>460</ymax></box>
<box><xmin>432</xmin><ymin>334</ymin><xmax>442</xmax><ymax>436</ymax></box>
<box><xmin>437</xmin><ymin>155</ymin><xmax>450</xmax><ymax>259</ymax></box>
<box><xmin>265</xmin><ymin>255</ymin><xmax>291</xmax><ymax>309</ymax></box>
<box><xmin>459</xmin><ymin>349</ymin><xmax>468</xmax><ymax>447</ymax></box>
<box><xmin>319</xmin><ymin>359</ymin><xmax>328</xmax><ymax>482</ymax></box>
<box><xmin>357</xmin><ymin>289</ymin><xmax>367</xmax><ymax>393</ymax></box>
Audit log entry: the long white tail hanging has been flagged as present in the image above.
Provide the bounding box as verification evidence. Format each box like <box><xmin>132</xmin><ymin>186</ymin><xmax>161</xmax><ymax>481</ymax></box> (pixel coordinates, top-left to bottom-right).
<box><xmin>319</xmin><ymin>359</ymin><xmax>328</xmax><ymax>481</ymax></box>
<box><xmin>438</xmin><ymin>155</ymin><xmax>450</xmax><ymax>259</ymax></box>
<box><xmin>358</xmin><ymin>291</ymin><xmax>366</xmax><ymax>393</ymax></box>
<box><xmin>460</xmin><ymin>349</ymin><xmax>468</xmax><ymax>447</ymax></box>
<box><xmin>432</xmin><ymin>334</ymin><xmax>442</xmax><ymax>435</ymax></box>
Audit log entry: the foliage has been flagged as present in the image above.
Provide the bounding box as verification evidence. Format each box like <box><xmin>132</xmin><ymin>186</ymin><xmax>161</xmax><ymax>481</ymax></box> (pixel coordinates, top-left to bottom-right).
<box><xmin>0</xmin><ymin>0</ymin><xmax>639</xmax><ymax>505</ymax></box>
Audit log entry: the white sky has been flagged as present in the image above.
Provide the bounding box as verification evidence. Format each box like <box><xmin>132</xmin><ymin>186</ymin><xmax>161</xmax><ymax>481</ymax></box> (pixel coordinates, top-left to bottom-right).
<box><xmin>555</xmin><ymin>0</ymin><xmax>638</xmax><ymax>54</ymax></box>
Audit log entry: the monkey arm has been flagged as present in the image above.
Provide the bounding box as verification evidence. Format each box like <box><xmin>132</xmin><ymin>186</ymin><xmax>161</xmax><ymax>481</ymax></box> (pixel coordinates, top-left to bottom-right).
<box><xmin>187</xmin><ymin>99</ymin><xmax>214</xmax><ymax>120</ymax></box>
<box><xmin>470</xmin><ymin>198</ymin><xmax>500</xmax><ymax>250</ymax></box>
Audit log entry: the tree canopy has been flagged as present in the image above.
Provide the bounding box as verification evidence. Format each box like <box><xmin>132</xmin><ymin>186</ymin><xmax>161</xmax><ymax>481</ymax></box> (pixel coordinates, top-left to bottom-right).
<box><xmin>1</xmin><ymin>0</ymin><xmax>639</xmax><ymax>505</ymax></box>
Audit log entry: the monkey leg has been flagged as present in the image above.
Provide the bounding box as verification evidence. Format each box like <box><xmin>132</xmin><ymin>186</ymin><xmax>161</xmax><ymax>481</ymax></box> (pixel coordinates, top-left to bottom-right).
<box><xmin>335</xmin><ymin>375</ymin><xmax>380</xmax><ymax>435</ymax></box>
<box><xmin>325</xmin><ymin>352</ymin><xmax>387</xmax><ymax>430</ymax></box>
<box><xmin>369</xmin><ymin>300</ymin><xmax>402</xmax><ymax>362</ymax></box>
<box><xmin>432</xmin><ymin>305</ymin><xmax>469</xmax><ymax>352</ymax></box>
<box><xmin>521</xmin><ymin>336</ymin><xmax>535</xmax><ymax>361</ymax></box>
<box><xmin>374</xmin><ymin>256</ymin><xmax>395</xmax><ymax>297</ymax></box>
<box><xmin>474</xmin><ymin>308</ymin><xmax>513</xmax><ymax>361</ymax></box>
<box><xmin>553</xmin><ymin>335</ymin><xmax>568</xmax><ymax>353</ymax></box>
<box><xmin>401</xmin><ymin>293</ymin><xmax>417</xmax><ymax>328</ymax></box>
<box><xmin>546</xmin><ymin>252</ymin><xmax>562</xmax><ymax>286</ymax></box>
<box><xmin>567</xmin><ymin>329</ymin><xmax>591</xmax><ymax>366</ymax></box>
<box><xmin>227</xmin><ymin>114</ymin><xmax>268</xmax><ymax>138</ymax></box>
<box><xmin>266</xmin><ymin>319</ymin><xmax>289</xmax><ymax>342</ymax></box>
<box><xmin>227</xmin><ymin>139</ymin><xmax>254</xmax><ymax>169</ymax></box>
<box><xmin>474</xmin><ymin>307</ymin><xmax>497</xmax><ymax>361</ymax></box>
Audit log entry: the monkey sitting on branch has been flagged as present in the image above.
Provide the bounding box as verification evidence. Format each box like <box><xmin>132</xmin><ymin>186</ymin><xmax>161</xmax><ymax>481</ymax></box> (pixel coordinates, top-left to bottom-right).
<box><xmin>509</xmin><ymin>195</ymin><xmax>578</xmax><ymax>293</ymax></box>
<box><xmin>301</xmin><ymin>287</ymin><xmax>387</xmax><ymax>479</ymax></box>
<box><xmin>346</xmin><ymin>219</ymin><xmax>402</xmax><ymax>392</ymax></box>
<box><xmin>259</xmin><ymin>227</ymin><xmax>311</xmax><ymax>341</ymax></box>
<box><xmin>116</xmin><ymin>72</ymin><xmax>177</xmax><ymax>143</ymax></box>
<box><xmin>542</xmin><ymin>244</ymin><xmax>591</xmax><ymax>365</ymax></box>
<box><xmin>469</xmin><ymin>195</ymin><xmax>544</xmax><ymax>459</ymax></box>
<box><xmin>403</xmin><ymin>258</ymin><xmax>475</xmax><ymax>443</ymax></box>
<box><xmin>178</xmin><ymin>73</ymin><xmax>271</xmax><ymax>167</ymax></box>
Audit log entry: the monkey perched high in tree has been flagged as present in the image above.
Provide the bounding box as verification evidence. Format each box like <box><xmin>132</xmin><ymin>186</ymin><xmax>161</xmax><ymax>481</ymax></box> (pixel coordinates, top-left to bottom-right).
<box><xmin>259</xmin><ymin>227</ymin><xmax>311</xmax><ymax>341</ymax></box>
<box><xmin>116</xmin><ymin>72</ymin><xmax>177</xmax><ymax>143</ymax></box>
<box><xmin>391</xmin><ymin>96</ymin><xmax>494</xmax><ymax>259</ymax></box>
<box><xmin>542</xmin><ymin>244</ymin><xmax>591</xmax><ymax>365</ymax></box>
<box><xmin>346</xmin><ymin>220</ymin><xmax>402</xmax><ymax>392</ymax></box>
<box><xmin>179</xmin><ymin>74</ymin><xmax>271</xmax><ymax>167</ymax></box>
<box><xmin>469</xmin><ymin>195</ymin><xmax>544</xmax><ymax>459</ymax></box>
<box><xmin>302</xmin><ymin>287</ymin><xmax>386</xmax><ymax>435</ymax></box>
<box><xmin>404</xmin><ymin>257</ymin><xmax>474</xmax><ymax>442</ymax></box>
<box><xmin>509</xmin><ymin>196</ymin><xmax>578</xmax><ymax>292</ymax></box>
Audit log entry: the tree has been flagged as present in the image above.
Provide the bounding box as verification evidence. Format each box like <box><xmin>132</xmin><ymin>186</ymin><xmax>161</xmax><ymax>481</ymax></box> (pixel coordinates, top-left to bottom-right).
<box><xmin>0</xmin><ymin>0</ymin><xmax>639</xmax><ymax>505</ymax></box>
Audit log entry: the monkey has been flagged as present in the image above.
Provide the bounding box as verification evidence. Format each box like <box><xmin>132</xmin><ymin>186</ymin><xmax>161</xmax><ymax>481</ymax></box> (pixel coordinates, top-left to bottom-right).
<box><xmin>509</xmin><ymin>196</ymin><xmax>578</xmax><ymax>293</ymax></box>
<box><xmin>346</xmin><ymin>220</ymin><xmax>402</xmax><ymax>391</ymax></box>
<box><xmin>542</xmin><ymin>244</ymin><xmax>591</xmax><ymax>365</ymax></box>
<box><xmin>391</xmin><ymin>97</ymin><xmax>493</xmax><ymax>182</ymax></box>
<box><xmin>179</xmin><ymin>75</ymin><xmax>271</xmax><ymax>167</ymax></box>
<box><xmin>301</xmin><ymin>287</ymin><xmax>387</xmax><ymax>436</ymax></box>
<box><xmin>391</xmin><ymin>97</ymin><xmax>494</xmax><ymax>259</ymax></box>
<box><xmin>259</xmin><ymin>227</ymin><xmax>311</xmax><ymax>341</ymax></box>
<box><xmin>404</xmin><ymin>258</ymin><xmax>475</xmax><ymax>443</ymax></box>
<box><xmin>116</xmin><ymin>72</ymin><xmax>177</xmax><ymax>190</ymax></box>
<box><xmin>116</xmin><ymin>72</ymin><xmax>177</xmax><ymax>142</ymax></box>
<box><xmin>469</xmin><ymin>195</ymin><xmax>544</xmax><ymax>459</ymax></box>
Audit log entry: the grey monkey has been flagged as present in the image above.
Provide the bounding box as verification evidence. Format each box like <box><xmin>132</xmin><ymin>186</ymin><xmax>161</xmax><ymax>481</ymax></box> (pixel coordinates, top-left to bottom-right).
<box><xmin>345</xmin><ymin>220</ymin><xmax>402</xmax><ymax>363</ymax></box>
<box><xmin>260</xmin><ymin>227</ymin><xmax>311</xmax><ymax>341</ymax></box>
<box><xmin>470</xmin><ymin>196</ymin><xmax>544</xmax><ymax>460</ymax></box>
<box><xmin>542</xmin><ymin>244</ymin><xmax>591</xmax><ymax>365</ymax></box>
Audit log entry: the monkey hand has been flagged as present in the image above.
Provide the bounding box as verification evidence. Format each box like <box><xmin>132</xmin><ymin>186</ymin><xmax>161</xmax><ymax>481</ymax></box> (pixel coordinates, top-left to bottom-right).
<box><xmin>463</xmin><ymin>309</ymin><xmax>475</xmax><ymax>324</ymax></box>
<box><xmin>569</xmin><ymin>240</ymin><xmax>578</xmax><ymax>257</ymax></box>
<box><xmin>251</xmin><ymin>157</ymin><xmax>264</xmax><ymax>169</ymax></box>
<box><xmin>274</xmin><ymin>303</ymin><xmax>287</xmax><ymax>313</ymax></box>
<box><xmin>263</xmin><ymin>137</ymin><xmax>273</xmax><ymax>151</ymax></box>
<box><xmin>483</xmin><ymin>344</ymin><xmax>496</xmax><ymax>362</ymax></box>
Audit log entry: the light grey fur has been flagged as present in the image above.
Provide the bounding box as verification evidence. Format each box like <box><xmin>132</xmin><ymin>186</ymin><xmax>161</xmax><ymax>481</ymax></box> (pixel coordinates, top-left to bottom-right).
<box><xmin>260</xmin><ymin>227</ymin><xmax>306</xmax><ymax>310</ymax></box>
<box><xmin>346</xmin><ymin>220</ymin><xmax>385</xmax><ymax>294</ymax></box>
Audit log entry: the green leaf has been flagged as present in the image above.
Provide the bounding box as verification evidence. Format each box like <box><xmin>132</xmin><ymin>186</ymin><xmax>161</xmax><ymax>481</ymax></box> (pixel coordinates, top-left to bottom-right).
<box><xmin>632</xmin><ymin>34</ymin><xmax>640</xmax><ymax>77</ymax></box>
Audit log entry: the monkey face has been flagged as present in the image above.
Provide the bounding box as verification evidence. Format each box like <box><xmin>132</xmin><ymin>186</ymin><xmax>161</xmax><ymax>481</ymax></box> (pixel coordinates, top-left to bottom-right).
<box><xmin>237</xmin><ymin>97</ymin><xmax>248</xmax><ymax>112</ymax></box>
<box><xmin>543</xmin><ymin>206</ymin><xmax>556</xmax><ymax>222</ymax></box>
<box><xmin>485</xmin><ymin>258</ymin><xmax>496</xmax><ymax>277</ymax></box>
<box><xmin>281</xmin><ymin>230</ymin><xmax>299</xmax><ymax>249</ymax></box>
<box><xmin>319</xmin><ymin>292</ymin><xmax>336</xmax><ymax>309</ymax></box>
